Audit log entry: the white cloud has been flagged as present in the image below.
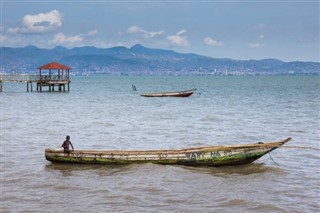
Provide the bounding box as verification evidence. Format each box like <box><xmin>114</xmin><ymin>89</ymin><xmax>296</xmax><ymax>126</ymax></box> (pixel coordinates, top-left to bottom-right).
<box><xmin>248</xmin><ymin>43</ymin><xmax>265</xmax><ymax>48</ymax></box>
<box><xmin>166</xmin><ymin>29</ymin><xmax>188</xmax><ymax>46</ymax></box>
<box><xmin>7</xmin><ymin>27</ymin><xmax>20</xmax><ymax>34</ymax></box>
<box><xmin>88</xmin><ymin>29</ymin><xmax>98</xmax><ymax>36</ymax></box>
<box><xmin>53</xmin><ymin>32</ymin><xmax>83</xmax><ymax>45</ymax></box>
<box><xmin>107</xmin><ymin>42</ymin><xmax>125</xmax><ymax>47</ymax></box>
<box><xmin>203</xmin><ymin>37</ymin><xmax>223</xmax><ymax>46</ymax></box>
<box><xmin>51</xmin><ymin>29</ymin><xmax>99</xmax><ymax>47</ymax></box>
<box><xmin>127</xmin><ymin>25</ymin><xmax>164</xmax><ymax>38</ymax></box>
<box><xmin>149</xmin><ymin>31</ymin><xmax>164</xmax><ymax>38</ymax></box>
<box><xmin>128</xmin><ymin>25</ymin><xmax>143</xmax><ymax>34</ymax></box>
<box><xmin>250</xmin><ymin>24</ymin><xmax>276</xmax><ymax>31</ymax></box>
<box><xmin>7</xmin><ymin>9</ymin><xmax>62</xmax><ymax>34</ymax></box>
<box><xmin>176</xmin><ymin>29</ymin><xmax>187</xmax><ymax>36</ymax></box>
<box><xmin>248</xmin><ymin>34</ymin><xmax>266</xmax><ymax>48</ymax></box>
<box><xmin>0</xmin><ymin>35</ymin><xmax>7</xmax><ymax>42</ymax></box>
<box><xmin>251</xmin><ymin>24</ymin><xmax>267</xmax><ymax>30</ymax></box>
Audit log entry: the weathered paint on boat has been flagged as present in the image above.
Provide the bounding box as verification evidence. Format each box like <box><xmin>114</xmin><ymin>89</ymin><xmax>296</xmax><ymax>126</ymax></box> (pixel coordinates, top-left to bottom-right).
<box><xmin>45</xmin><ymin>138</ymin><xmax>291</xmax><ymax>166</ymax></box>
<box><xmin>141</xmin><ymin>88</ymin><xmax>196</xmax><ymax>97</ymax></box>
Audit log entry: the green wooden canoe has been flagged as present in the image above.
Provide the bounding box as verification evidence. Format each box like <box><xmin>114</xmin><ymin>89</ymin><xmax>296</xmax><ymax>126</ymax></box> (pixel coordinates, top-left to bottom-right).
<box><xmin>45</xmin><ymin>137</ymin><xmax>291</xmax><ymax>166</ymax></box>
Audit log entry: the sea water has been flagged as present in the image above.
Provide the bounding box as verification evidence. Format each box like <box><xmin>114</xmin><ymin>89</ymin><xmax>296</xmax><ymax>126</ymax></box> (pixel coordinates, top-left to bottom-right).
<box><xmin>1</xmin><ymin>76</ymin><xmax>319</xmax><ymax>212</ymax></box>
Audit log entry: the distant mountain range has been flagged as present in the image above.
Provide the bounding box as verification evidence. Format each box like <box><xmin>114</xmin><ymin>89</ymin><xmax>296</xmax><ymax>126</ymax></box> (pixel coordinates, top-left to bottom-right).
<box><xmin>1</xmin><ymin>44</ymin><xmax>319</xmax><ymax>75</ymax></box>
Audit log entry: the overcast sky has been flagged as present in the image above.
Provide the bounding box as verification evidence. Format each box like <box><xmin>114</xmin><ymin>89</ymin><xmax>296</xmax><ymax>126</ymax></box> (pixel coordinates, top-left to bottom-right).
<box><xmin>1</xmin><ymin>0</ymin><xmax>319</xmax><ymax>62</ymax></box>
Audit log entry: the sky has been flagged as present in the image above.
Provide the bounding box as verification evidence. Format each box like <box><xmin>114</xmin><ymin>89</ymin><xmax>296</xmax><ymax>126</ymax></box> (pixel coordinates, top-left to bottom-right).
<box><xmin>1</xmin><ymin>0</ymin><xmax>319</xmax><ymax>62</ymax></box>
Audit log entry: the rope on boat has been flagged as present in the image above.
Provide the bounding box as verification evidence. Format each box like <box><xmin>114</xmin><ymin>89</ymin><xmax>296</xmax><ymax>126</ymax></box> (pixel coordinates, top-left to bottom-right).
<box><xmin>280</xmin><ymin>146</ymin><xmax>320</xmax><ymax>151</ymax></box>
<box><xmin>268</xmin><ymin>153</ymin><xmax>280</xmax><ymax>166</ymax></box>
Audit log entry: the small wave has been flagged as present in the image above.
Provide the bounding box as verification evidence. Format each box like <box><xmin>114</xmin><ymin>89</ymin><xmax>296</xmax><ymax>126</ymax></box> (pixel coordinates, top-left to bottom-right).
<box><xmin>199</xmin><ymin>115</ymin><xmax>220</xmax><ymax>122</ymax></box>
<box><xmin>290</xmin><ymin>130</ymin><xmax>306</xmax><ymax>133</ymax></box>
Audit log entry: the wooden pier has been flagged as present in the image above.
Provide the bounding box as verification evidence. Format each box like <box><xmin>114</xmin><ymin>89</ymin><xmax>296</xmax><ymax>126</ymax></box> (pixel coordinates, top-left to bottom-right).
<box><xmin>0</xmin><ymin>62</ymin><xmax>71</xmax><ymax>92</ymax></box>
<box><xmin>0</xmin><ymin>74</ymin><xmax>70</xmax><ymax>92</ymax></box>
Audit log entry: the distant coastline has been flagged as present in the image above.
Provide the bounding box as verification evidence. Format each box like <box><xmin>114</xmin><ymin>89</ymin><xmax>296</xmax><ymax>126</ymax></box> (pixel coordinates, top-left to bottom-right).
<box><xmin>1</xmin><ymin>44</ymin><xmax>319</xmax><ymax>76</ymax></box>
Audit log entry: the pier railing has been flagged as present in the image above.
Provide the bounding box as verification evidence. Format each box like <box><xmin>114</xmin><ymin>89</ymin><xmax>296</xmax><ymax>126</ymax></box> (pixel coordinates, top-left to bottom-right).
<box><xmin>0</xmin><ymin>74</ymin><xmax>68</xmax><ymax>82</ymax></box>
<box><xmin>0</xmin><ymin>74</ymin><xmax>39</xmax><ymax>82</ymax></box>
<box><xmin>39</xmin><ymin>75</ymin><xmax>69</xmax><ymax>81</ymax></box>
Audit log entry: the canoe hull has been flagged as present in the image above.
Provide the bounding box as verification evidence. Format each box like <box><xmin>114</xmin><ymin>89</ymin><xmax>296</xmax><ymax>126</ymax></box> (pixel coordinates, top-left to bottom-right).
<box><xmin>141</xmin><ymin>88</ymin><xmax>196</xmax><ymax>97</ymax></box>
<box><xmin>45</xmin><ymin>138</ymin><xmax>291</xmax><ymax>167</ymax></box>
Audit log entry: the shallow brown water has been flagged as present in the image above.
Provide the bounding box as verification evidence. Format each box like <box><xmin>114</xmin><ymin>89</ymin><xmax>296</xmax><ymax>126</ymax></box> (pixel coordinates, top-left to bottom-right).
<box><xmin>1</xmin><ymin>76</ymin><xmax>319</xmax><ymax>212</ymax></box>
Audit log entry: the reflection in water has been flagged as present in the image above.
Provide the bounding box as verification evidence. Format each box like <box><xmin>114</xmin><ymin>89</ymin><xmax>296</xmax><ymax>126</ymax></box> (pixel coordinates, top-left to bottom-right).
<box><xmin>177</xmin><ymin>163</ymin><xmax>288</xmax><ymax>177</ymax></box>
<box><xmin>44</xmin><ymin>163</ymin><xmax>132</xmax><ymax>177</ymax></box>
<box><xmin>44</xmin><ymin>161</ymin><xmax>287</xmax><ymax>178</ymax></box>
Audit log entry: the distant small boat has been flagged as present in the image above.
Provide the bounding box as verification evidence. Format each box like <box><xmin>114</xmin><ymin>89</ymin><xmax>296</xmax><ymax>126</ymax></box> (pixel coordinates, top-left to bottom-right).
<box><xmin>45</xmin><ymin>138</ymin><xmax>291</xmax><ymax>166</ymax></box>
<box><xmin>141</xmin><ymin>88</ymin><xmax>196</xmax><ymax>97</ymax></box>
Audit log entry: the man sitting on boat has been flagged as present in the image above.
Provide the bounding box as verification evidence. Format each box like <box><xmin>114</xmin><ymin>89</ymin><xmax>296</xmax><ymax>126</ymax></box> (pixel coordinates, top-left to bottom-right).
<box><xmin>61</xmin><ymin>135</ymin><xmax>74</xmax><ymax>153</ymax></box>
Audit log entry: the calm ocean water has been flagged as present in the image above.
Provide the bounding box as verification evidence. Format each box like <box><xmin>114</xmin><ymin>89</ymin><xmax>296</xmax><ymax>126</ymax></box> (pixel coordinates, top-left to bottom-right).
<box><xmin>1</xmin><ymin>76</ymin><xmax>319</xmax><ymax>212</ymax></box>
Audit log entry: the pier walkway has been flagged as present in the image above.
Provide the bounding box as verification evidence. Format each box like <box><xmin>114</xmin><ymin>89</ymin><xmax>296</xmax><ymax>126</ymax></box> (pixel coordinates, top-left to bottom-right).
<box><xmin>1</xmin><ymin>74</ymin><xmax>39</xmax><ymax>82</ymax></box>
<box><xmin>0</xmin><ymin>74</ymin><xmax>70</xmax><ymax>92</ymax></box>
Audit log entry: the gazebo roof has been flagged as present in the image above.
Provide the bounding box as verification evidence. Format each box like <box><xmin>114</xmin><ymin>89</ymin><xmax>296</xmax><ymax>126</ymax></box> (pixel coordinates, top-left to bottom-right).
<box><xmin>37</xmin><ymin>62</ymin><xmax>72</xmax><ymax>70</ymax></box>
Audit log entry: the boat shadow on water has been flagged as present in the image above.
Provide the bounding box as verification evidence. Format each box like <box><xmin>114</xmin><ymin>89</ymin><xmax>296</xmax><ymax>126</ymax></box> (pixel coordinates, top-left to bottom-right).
<box><xmin>180</xmin><ymin>162</ymin><xmax>288</xmax><ymax>177</ymax></box>
<box><xmin>44</xmin><ymin>163</ymin><xmax>132</xmax><ymax>177</ymax></box>
<box><xmin>44</xmin><ymin>161</ymin><xmax>287</xmax><ymax>178</ymax></box>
